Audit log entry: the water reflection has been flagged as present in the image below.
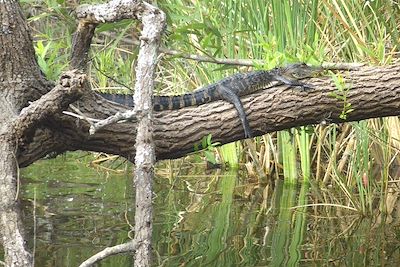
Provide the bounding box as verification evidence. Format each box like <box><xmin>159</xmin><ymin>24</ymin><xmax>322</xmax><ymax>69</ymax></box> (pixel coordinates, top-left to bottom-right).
<box><xmin>16</xmin><ymin>153</ymin><xmax>400</xmax><ymax>266</ymax></box>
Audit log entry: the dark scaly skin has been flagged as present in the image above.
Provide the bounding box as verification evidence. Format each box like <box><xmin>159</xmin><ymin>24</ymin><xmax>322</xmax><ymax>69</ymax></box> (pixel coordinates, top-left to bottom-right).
<box><xmin>99</xmin><ymin>63</ymin><xmax>322</xmax><ymax>138</ymax></box>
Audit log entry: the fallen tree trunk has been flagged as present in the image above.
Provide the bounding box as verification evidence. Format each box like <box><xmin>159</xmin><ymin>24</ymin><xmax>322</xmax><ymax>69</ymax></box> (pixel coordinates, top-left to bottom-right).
<box><xmin>14</xmin><ymin>63</ymin><xmax>400</xmax><ymax>166</ymax></box>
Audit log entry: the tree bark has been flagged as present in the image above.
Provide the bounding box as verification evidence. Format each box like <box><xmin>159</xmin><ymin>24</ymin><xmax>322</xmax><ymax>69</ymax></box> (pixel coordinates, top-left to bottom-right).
<box><xmin>0</xmin><ymin>131</ymin><xmax>33</xmax><ymax>267</ymax></box>
<box><xmin>0</xmin><ymin>0</ymin><xmax>52</xmax><ymax>265</ymax></box>
<box><xmin>129</xmin><ymin>2</ymin><xmax>165</xmax><ymax>266</ymax></box>
<box><xmin>1</xmin><ymin>0</ymin><xmax>400</xmax><ymax>264</ymax></box>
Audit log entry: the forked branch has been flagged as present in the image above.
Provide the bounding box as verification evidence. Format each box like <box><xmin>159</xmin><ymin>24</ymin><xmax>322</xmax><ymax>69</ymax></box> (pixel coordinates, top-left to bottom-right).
<box><xmin>70</xmin><ymin>1</ymin><xmax>166</xmax><ymax>266</ymax></box>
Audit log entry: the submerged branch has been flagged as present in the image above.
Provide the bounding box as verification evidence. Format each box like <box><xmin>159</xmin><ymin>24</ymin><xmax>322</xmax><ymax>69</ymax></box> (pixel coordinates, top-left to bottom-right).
<box><xmin>79</xmin><ymin>241</ymin><xmax>138</xmax><ymax>267</ymax></box>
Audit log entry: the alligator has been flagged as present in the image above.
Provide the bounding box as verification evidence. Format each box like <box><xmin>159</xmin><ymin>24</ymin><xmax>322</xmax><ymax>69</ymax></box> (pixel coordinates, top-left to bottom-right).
<box><xmin>99</xmin><ymin>63</ymin><xmax>322</xmax><ymax>138</ymax></box>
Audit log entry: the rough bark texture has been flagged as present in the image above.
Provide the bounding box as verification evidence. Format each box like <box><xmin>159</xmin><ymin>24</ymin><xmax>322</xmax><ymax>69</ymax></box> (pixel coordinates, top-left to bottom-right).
<box><xmin>0</xmin><ymin>1</ymin><xmax>47</xmax><ymax>265</ymax></box>
<box><xmin>0</xmin><ymin>131</ymin><xmax>33</xmax><ymax>267</ymax></box>
<box><xmin>9</xmin><ymin>64</ymin><xmax>400</xmax><ymax>168</ymax></box>
<box><xmin>0</xmin><ymin>2</ymin><xmax>87</xmax><ymax>265</ymax></box>
<box><xmin>130</xmin><ymin>2</ymin><xmax>165</xmax><ymax>266</ymax></box>
<box><xmin>75</xmin><ymin>1</ymin><xmax>166</xmax><ymax>265</ymax></box>
<box><xmin>70</xmin><ymin>22</ymin><xmax>97</xmax><ymax>70</ymax></box>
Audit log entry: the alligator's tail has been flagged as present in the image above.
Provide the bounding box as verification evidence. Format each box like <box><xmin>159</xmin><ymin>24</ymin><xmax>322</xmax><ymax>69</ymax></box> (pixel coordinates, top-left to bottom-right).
<box><xmin>98</xmin><ymin>86</ymin><xmax>217</xmax><ymax>111</ymax></box>
<box><xmin>99</xmin><ymin>93</ymin><xmax>135</xmax><ymax>107</ymax></box>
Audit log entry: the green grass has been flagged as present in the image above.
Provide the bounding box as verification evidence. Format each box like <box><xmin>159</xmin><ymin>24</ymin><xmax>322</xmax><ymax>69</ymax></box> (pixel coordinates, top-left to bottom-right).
<box><xmin>22</xmin><ymin>0</ymin><xmax>400</xmax><ymax>213</ymax></box>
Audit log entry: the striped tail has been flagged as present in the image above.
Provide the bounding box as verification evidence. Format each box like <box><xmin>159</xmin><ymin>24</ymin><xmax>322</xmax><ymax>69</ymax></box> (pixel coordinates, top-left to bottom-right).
<box><xmin>99</xmin><ymin>93</ymin><xmax>134</xmax><ymax>106</ymax></box>
<box><xmin>98</xmin><ymin>86</ymin><xmax>218</xmax><ymax>111</ymax></box>
<box><xmin>153</xmin><ymin>87</ymin><xmax>217</xmax><ymax>111</ymax></box>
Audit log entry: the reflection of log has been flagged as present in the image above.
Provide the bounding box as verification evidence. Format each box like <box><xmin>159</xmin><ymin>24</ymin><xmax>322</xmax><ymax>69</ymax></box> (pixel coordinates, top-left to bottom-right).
<box><xmin>0</xmin><ymin>140</ymin><xmax>34</xmax><ymax>266</ymax></box>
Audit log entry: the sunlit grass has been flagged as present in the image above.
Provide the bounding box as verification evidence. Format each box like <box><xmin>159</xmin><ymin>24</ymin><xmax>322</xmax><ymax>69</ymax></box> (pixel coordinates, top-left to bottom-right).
<box><xmin>22</xmin><ymin>0</ymin><xmax>400</xmax><ymax>213</ymax></box>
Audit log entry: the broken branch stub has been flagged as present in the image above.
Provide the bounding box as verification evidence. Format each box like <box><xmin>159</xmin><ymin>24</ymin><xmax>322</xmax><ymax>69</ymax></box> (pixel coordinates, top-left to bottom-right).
<box><xmin>14</xmin><ymin>70</ymin><xmax>86</xmax><ymax>138</ymax></box>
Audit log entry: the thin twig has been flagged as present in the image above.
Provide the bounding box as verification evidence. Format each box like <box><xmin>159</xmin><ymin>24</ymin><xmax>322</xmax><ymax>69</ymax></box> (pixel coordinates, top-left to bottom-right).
<box><xmin>91</xmin><ymin>62</ymin><xmax>133</xmax><ymax>91</ymax></box>
<box><xmin>62</xmin><ymin>111</ymin><xmax>100</xmax><ymax>122</ymax></box>
<box><xmin>322</xmin><ymin>62</ymin><xmax>365</xmax><ymax>70</ymax></box>
<box><xmin>89</xmin><ymin>109</ymin><xmax>142</xmax><ymax>135</ymax></box>
<box><xmin>69</xmin><ymin>104</ymin><xmax>99</xmax><ymax>126</ymax></box>
<box><xmin>99</xmin><ymin>32</ymin><xmax>258</xmax><ymax>66</ymax></box>
<box><xmin>99</xmin><ymin>32</ymin><xmax>366</xmax><ymax>70</ymax></box>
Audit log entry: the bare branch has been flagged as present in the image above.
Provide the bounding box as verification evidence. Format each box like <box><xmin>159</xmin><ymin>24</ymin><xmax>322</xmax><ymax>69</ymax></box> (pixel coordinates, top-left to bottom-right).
<box><xmin>10</xmin><ymin>64</ymin><xmax>399</xmax><ymax>168</ymax></box>
<box><xmin>63</xmin><ymin>104</ymin><xmax>101</xmax><ymax>125</ymax></box>
<box><xmin>130</xmin><ymin>1</ymin><xmax>166</xmax><ymax>265</ymax></box>
<box><xmin>76</xmin><ymin>0</ymin><xmax>143</xmax><ymax>24</ymax></box>
<box><xmin>71</xmin><ymin>23</ymin><xmax>97</xmax><ymax>70</ymax></box>
<box><xmin>89</xmin><ymin>108</ymin><xmax>142</xmax><ymax>134</ymax></box>
<box><xmin>72</xmin><ymin>1</ymin><xmax>166</xmax><ymax>266</ymax></box>
<box><xmin>79</xmin><ymin>241</ymin><xmax>138</xmax><ymax>267</ymax></box>
<box><xmin>99</xmin><ymin>32</ymin><xmax>257</xmax><ymax>66</ymax></box>
<box><xmin>71</xmin><ymin>0</ymin><xmax>144</xmax><ymax>70</ymax></box>
<box><xmin>14</xmin><ymin>71</ymin><xmax>86</xmax><ymax>137</ymax></box>
<box><xmin>99</xmin><ymin>32</ymin><xmax>367</xmax><ymax>69</ymax></box>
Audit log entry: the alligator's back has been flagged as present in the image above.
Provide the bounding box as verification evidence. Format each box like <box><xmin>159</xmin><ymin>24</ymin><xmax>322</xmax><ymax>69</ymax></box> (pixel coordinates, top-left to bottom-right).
<box><xmin>98</xmin><ymin>64</ymin><xmax>320</xmax><ymax>111</ymax></box>
<box><xmin>98</xmin><ymin>70</ymin><xmax>274</xmax><ymax>110</ymax></box>
<box><xmin>98</xmin><ymin>64</ymin><xmax>320</xmax><ymax>138</ymax></box>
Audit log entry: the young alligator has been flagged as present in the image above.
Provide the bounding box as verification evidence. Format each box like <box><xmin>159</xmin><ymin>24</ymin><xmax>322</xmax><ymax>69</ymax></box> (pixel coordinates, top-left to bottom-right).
<box><xmin>99</xmin><ymin>63</ymin><xmax>322</xmax><ymax>138</ymax></box>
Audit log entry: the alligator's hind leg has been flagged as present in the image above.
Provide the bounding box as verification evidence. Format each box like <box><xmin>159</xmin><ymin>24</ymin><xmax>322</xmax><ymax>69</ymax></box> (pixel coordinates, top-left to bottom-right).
<box><xmin>218</xmin><ymin>85</ymin><xmax>253</xmax><ymax>138</ymax></box>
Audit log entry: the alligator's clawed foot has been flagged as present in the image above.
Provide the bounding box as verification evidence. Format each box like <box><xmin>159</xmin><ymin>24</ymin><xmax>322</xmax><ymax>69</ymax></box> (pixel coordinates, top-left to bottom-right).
<box><xmin>244</xmin><ymin>128</ymin><xmax>253</xmax><ymax>139</ymax></box>
<box><xmin>299</xmin><ymin>83</ymin><xmax>315</xmax><ymax>91</ymax></box>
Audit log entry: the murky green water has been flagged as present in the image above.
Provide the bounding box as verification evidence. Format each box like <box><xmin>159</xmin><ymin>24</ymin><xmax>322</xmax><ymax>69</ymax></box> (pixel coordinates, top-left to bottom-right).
<box><xmin>13</xmin><ymin>153</ymin><xmax>400</xmax><ymax>266</ymax></box>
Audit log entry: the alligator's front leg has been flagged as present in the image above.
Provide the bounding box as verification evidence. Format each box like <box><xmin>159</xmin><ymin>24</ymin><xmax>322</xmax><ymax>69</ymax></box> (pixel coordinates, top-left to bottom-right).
<box><xmin>218</xmin><ymin>85</ymin><xmax>253</xmax><ymax>138</ymax></box>
<box><xmin>274</xmin><ymin>75</ymin><xmax>314</xmax><ymax>91</ymax></box>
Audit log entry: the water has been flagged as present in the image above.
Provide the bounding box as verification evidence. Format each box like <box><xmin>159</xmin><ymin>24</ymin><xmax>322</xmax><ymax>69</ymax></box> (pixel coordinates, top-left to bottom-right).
<box><xmin>12</xmin><ymin>153</ymin><xmax>400</xmax><ymax>266</ymax></box>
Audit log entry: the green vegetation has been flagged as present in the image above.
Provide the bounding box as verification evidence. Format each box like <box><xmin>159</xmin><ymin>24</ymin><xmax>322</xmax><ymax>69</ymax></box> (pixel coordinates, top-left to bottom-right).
<box><xmin>330</xmin><ymin>73</ymin><xmax>354</xmax><ymax>120</ymax></box>
<box><xmin>22</xmin><ymin>0</ymin><xmax>400</xmax><ymax>213</ymax></box>
<box><xmin>20</xmin><ymin>3</ymin><xmax>400</xmax><ymax>265</ymax></box>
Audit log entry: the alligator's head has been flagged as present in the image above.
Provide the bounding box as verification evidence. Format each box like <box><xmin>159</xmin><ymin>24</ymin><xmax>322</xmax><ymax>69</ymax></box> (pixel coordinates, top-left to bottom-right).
<box><xmin>282</xmin><ymin>63</ymin><xmax>323</xmax><ymax>79</ymax></box>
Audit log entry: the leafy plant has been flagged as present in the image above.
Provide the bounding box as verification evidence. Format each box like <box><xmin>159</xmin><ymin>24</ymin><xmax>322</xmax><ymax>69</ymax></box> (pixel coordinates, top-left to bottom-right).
<box><xmin>34</xmin><ymin>40</ymin><xmax>68</xmax><ymax>80</ymax></box>
<box><xmin>193</xmin><ymin>134</ymin><xmax>220</xmax><ymax>165</ymax></box>
<box><xmin>329</xmin><ymin>74</ymin><xmax>354</xmax><ymax>120</ymax></box>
